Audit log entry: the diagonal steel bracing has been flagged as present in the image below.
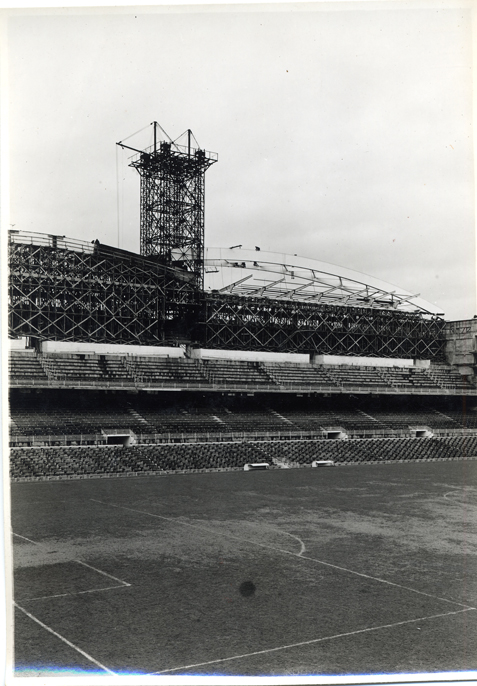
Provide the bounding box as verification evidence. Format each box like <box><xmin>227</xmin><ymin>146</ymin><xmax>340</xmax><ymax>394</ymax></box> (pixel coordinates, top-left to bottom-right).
<box><xmin>199</xmin><ymin>293</ymin><xmax>446</xmax><ymax>360</ymax></box>
<box><xmin>8</xmin><ymin>233</ymin><xmax>198</xmax><ymax>345</ymax></box>
<box><xmin>9</xmin><ymin>231</ymin><xmax>446</xmax><ymax>360</ymax></box>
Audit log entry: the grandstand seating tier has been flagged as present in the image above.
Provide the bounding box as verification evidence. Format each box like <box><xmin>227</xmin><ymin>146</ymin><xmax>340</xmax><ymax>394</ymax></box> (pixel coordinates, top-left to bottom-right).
<box><xmin>9</xmin><ymin>350</ymin><xmax>476</xmax><ymax>394</ymax></box>
<box><xmin>9</xmin><ymin>387</ymin><xmax>477</xmax><ymax>450</ymax></box>
<box><xmin>10</xmin><ymin>435</ymin><xmax>477</xmax><ymax>480</ymax></box>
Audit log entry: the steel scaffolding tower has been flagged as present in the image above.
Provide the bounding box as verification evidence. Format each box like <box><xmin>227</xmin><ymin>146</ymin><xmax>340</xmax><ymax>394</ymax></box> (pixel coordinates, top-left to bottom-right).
<box><xmin>118</xmin><ymin>123</ymin><xmax>217</xmax><ymax>290</ymax></box>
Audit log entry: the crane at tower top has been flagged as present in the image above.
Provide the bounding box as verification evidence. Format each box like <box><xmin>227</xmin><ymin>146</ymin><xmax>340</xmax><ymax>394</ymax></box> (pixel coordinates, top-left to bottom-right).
<box><xmin>117</xmin><ymin>121</ymin><xmax>218</xmax><ymax>162</ymax></box>
<box><xmin>117</xmin><ymin>122</ymin><xmax>217</xmax><ymax>291</ymax></box>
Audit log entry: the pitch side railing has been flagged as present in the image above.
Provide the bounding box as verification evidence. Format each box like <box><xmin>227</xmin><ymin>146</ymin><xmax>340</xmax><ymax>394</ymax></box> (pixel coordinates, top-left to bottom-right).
<box><xmin>10</xmin><ymin>426</ymin><xmax>477</xmax><ymax>447</ymax></box>
<box><xmin>8</xmin><ymin>377</ymin><xmax>477</xmax><ymax>395</ymax></box>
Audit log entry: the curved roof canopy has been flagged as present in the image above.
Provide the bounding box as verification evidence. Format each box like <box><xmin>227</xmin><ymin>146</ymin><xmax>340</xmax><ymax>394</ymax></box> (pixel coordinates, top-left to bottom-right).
<box><xmin>9</xmin><ymin>232</ymin><xmax>444</xmax><ymax>317</ymax></box>
<box><xmin>204</xmin><ymin>247</ymin><xmax>444</xmax><ymax>316</ymax></box>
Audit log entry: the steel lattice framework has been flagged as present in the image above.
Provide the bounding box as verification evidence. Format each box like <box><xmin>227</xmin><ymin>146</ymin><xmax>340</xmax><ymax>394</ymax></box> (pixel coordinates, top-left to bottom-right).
<box><xmin>8</xmin><ymin>232</ymin><xmax>198</xmax><ymax>345</ymax></box>
<box><xmin>119</xmin><ymin>124</ymin><xmax>217</xmax><ymax>290</ymax></box>
<box><xmin>9</xmin><ymin>231</ymin><xmax>447</xmax><ymax>359</ymax></box>
<box><xmin>198</xmin><ymin>293</ymin><xmax>446</xmax><ymax>359</ymax></box>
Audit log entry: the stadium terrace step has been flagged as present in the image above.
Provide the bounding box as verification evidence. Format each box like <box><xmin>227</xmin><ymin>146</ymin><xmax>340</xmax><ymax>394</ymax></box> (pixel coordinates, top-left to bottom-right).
<box><xmin>9</xmin><ymin>351</ymin><xmax>49</xmax><ymax>381</ymax></box>
<box><xmin>126</xmin><ymin>356</ymin><xmax>209</xmax><ymax>385</ymax></box>
<box><xmin>323</xmin><ymin>365</ymin><xmax>390</xmax><ymax>389</ymax></box>
<box><xmin>426</xmin><ymin>363</ymin><xmax>473</xmax><ymax>390</ymax></box>
<box><xmin>10</xmin><ymin>435</ymin><xmax>477</xmax><ymax>480</ymax></box>
<box><xmin>8</xmin><ymin>350</ymin><xmax>477</xmax><ymax>395</ymax></box>
<box><xmin>202</xmin><ymin>359</ymin><xmax>275</xmax><ymax>386</ymax></box>
<box><xmin>10</xmin><ymin>390</ymin><xmax>477</xmax><ymax>441</ymax></box>
<box><xmin>262</xmin><ymin>362</ymin><xmax>338</xmax><ymax>387</ymax></box>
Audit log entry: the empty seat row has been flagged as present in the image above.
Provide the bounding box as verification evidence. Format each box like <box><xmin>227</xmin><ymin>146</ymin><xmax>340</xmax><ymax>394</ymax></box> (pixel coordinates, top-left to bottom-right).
<box><xmin>10</xmin><ymin>388</ymin><xmax>477</xmax><ymax>440</ymax></box>
<box><xmin>263</xmin><ymin>363</ymin><xmax>336</xmax><ymax>387</ymax></box>
<box><xmin>127</xmin><ymin>357</ymin><xmax>208</xmax><ymax>384</ymax></box>
<box><xmin>9</xmin><ymin>352</ymin><xmax>48</xmax><ymax>380</ymax></box>
<box><xmin>202</xmin><ymin>360</ymin><xmax>274</xmax><ymax>385</ymax></box>
<box><xmin>10</xmin><ymin>435</ymin><xmax>477</xmax><ymax>479</ymax></box>
<box><xmin>8</xmin><ymin>351</ymin><xmax>476</xmax><ymax>394</ymax></box>
<box><xmin>9</xmin><ymin>442</ymin><xmax>262</xmax><ymax>478</ymax></box>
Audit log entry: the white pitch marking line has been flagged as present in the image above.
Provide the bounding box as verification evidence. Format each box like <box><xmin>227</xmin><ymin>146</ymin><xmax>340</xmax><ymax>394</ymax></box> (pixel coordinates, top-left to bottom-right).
<box><xmin>151</xmin><ymin>607</ymin><xmax>475</xmax><ymax>675</ymax></box>
<box><xmin>21</xmin><ymin>585</ymin><xmax>129</xmax><ymax>602</ymax></box>
<box><xmin>12</xmin><ymin>531</ymin><xmax>131</xmax><ymax>588</ymax></box>
<box><xmin>254</xmin><ymin>523</ymin><xmax>306</xmax><ymax>556</ymax></box>
<box><xmin>442</xmin><ymin>489</ymin><xmax>475</xmax><ymax>504</ymax></box>
<box><xmin>240</xmin><ymin>521</ymin><xmax>306</xmax><ymax>557</ymax></box>
<box><xmin>14</xmin><ymin>601</ymin><xmax>116</xmax><ymax>675</ymax></box>
<box><xmin>75</xmin><ymin>559</ymin><xmax>131</xmax><ymax>586</ymax></box>
<box><xmin>91</xmin><ymin>499</ymin><xmax>473</xmax><ymax>609</ymax></box>
<box><xmin>279</xmin><ymin>529</ymin><xmax>306</xmax><ymax>556</ymax></box>
<box><xmin>12</xmin><ymin>532</ymin><xmax>40</xmax><ymax>545</ymax></box>
<box><xmin>443</xmin><ymin>490</ymin><xmax>460</xmax><ymax>501</ymax></box>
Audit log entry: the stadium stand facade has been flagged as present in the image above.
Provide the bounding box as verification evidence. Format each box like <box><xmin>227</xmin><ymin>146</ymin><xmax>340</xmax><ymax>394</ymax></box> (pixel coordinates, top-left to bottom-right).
<box><xmin>8</xmin><ymin>124</ymin><xmax>477</xmax><ymax>479</ymax></box>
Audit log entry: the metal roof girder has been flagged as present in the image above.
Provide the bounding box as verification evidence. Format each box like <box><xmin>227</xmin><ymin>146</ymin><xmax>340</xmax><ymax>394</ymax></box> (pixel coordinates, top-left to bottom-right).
<box><xmin>217</xmin><ymin>274</ymin><xmax>253</xmax><ymax>293</ymax></box>
<box><xmin>245</xmin><ymin>277</ymin><xmax>286</xmax><ymax>297</ymax></box>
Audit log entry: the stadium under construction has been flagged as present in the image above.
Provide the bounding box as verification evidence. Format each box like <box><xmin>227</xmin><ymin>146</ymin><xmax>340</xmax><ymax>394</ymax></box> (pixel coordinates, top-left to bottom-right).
<box><xmin>8</xmin><ymin>123</ymin><xmax>477</xmax><ymax>462</ymax></box>
<box><xmin>9</xmin><ymin>123</ymin><xmax>477</xmax><ymax>679</ymax></box>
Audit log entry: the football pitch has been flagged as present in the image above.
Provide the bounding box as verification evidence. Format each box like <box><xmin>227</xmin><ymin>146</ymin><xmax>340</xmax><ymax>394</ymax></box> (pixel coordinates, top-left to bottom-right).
<box><xmin>10</xmin><ymin>461</ymin><xmax>477</xmax><ymax>677</ymax></box>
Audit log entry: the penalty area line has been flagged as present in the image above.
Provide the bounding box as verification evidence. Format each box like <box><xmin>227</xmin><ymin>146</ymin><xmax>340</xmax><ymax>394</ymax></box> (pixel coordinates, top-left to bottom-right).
<box><xmin>20</xmin><ymin>584</ymin><xmax>130</xmax><ymax>602</ymax></box>
<box><xmin>12</xmin><ymin>532</ymin><xmax>40</xmax><ymax>545</ymax></box>
<box><xmin>12</xmin><ymin>530</ymin><xmax>131</xmax><ymax>587</ymax></box>
<box><xmin>14</xmin><ymin>602</ymin><xmax>116</xmax><ymax>675</ymax></box>
<box><xmin>90</xmin><ymin>499</ymin><xmax>473</xmax><ymax>609</ymax></box>
<box><xmin>151</xmin><ymin>607</ymin><xmax>476</xmax><ymax>675</ymax></box>
<box><xmin>75</xmin><ymin>559</ymin><xmax>131</xmax><ymax>586</ymax></box>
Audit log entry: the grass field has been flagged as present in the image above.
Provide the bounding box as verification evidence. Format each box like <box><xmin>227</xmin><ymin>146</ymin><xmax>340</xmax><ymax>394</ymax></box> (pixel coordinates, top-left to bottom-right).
<box><xmin>10</xmin><ymin>461</ymin><xmax>477</xmax><ymax>677</ymax></box>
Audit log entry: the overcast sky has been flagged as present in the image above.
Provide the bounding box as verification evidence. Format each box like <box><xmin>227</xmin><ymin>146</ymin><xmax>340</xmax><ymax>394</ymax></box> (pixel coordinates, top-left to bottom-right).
<box><xmin>7</xmin><ymin>2</ymin><xmax>475</xmax><ymax>320</ymax></box>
